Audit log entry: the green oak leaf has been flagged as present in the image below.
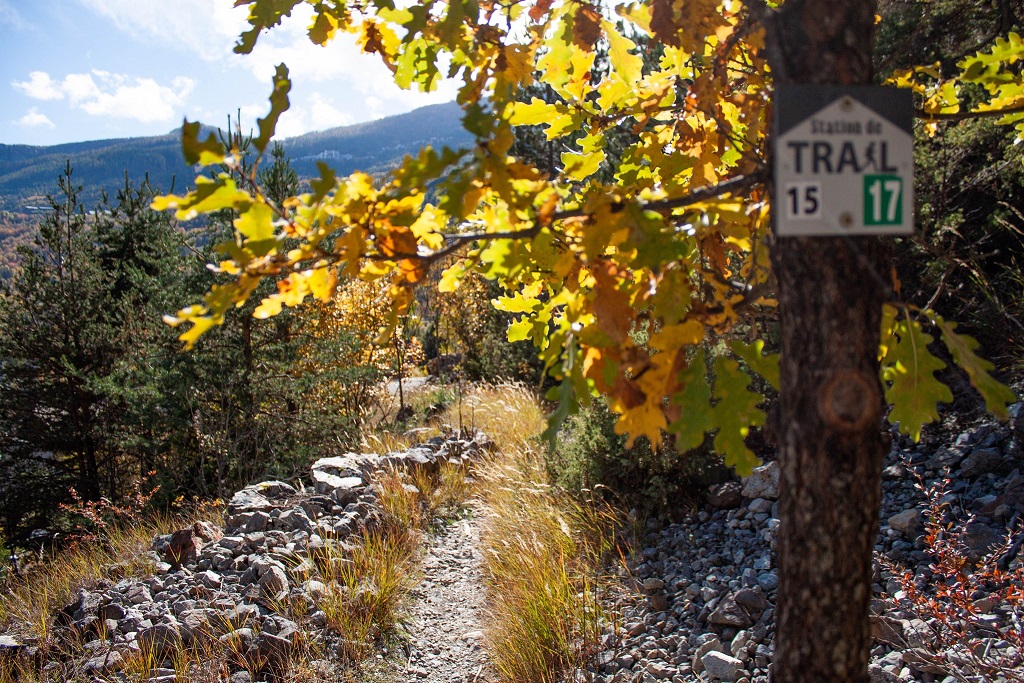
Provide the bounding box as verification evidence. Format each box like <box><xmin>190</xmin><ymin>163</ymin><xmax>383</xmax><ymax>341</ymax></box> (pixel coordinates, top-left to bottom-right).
<box><xmin>181</xmin><ymin>120</ymin><xmax>226</xmax><ymax>166</ymax></box>
<box><xmin>234</xmin><ymin>201</ymin><xmax>275</xmax><ymax>241</ymax></box>
<box><xmin>710</xmin><ymin>356</ymin><xmax>765</xmax><ymax>476</ymax></box>
<box><xmin>667</xmin><ymin>348</ymin><xmax>714</xmax><ymax>451</ymax></box>
<box><xmin>730</xmin><ymin>340</ymin><xmax>780</xmax><ymax>390</ymax></box>
<box><xmin>542</xmin><ymin>376</ymin><xmax>577</xmax><ymax>448</ymax></box>
<box><xmin>310</xmin><ymin>161</ymin><xmax>337</xmax><ymax>202</ymax></box>
<box><xmin>928</xmin><ymin>312</ymin><xmax>1017</xmax><ymax>419</ymax></box>
<box><xmin>882</xmin><ymin>318</ymin><xmax>953</xmax><ymax>441</ymax></box>
<box><xmin>152</xmin><ymin>175</ymin><xmax>252</xmax><ymax>220</ymax></box>
<box><xmin>255</xmin><ymin>64</ymin><xmax>291</xmax><ymax>153</ymax></box>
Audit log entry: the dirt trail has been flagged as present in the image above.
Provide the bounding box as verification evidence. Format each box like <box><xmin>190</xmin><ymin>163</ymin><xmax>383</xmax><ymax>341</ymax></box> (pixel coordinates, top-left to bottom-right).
<box><xmin>392</xmin><ymin>508</ymin><xmax>496</xmax><ymax>683</ymax></box>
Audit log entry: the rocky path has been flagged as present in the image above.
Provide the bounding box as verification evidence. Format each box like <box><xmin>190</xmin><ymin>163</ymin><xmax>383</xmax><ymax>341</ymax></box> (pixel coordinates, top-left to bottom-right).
<box><xmin>396</xmin><ymin>508</ymin><xmax>495</xmax><ymax>683</ymax></box>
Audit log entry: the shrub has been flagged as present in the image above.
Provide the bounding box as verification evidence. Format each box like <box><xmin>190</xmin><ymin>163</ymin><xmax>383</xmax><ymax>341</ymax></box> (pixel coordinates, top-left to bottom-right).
<box><xmin>880</xmin><ymin>478</ymin><xmax>1024</xmax><ymax>682</ymax></box>
<box><xmin>546</xmin><ymin>398</ymin><xmax>729</xmax><ymax>516</ymax></box>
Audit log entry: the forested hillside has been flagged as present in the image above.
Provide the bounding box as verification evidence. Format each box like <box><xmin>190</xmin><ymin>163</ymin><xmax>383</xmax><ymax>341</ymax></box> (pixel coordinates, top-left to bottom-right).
<box><xmin>0</xmin><ymin>101</ymin><xmax>469</xmax><ymax>212</ymax></box>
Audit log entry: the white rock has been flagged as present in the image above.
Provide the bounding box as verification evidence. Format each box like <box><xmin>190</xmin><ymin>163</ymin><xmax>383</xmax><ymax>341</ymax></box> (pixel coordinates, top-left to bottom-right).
<box><xmin>742</xmin><ymin>462</ymin><xmax>780</xmax><ymax>500</ymax></box>
<box><xmin>702</xmin><ymin>650</ymin><xmax>744</xmax><ymax>681</ymax></box>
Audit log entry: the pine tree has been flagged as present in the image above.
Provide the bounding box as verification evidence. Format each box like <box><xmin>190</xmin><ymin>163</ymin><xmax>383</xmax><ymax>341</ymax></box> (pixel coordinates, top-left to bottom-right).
<box><xmin>0</xmin><ymin>164</ymin><xmax>117</xmax><ymax>544</ymax></box>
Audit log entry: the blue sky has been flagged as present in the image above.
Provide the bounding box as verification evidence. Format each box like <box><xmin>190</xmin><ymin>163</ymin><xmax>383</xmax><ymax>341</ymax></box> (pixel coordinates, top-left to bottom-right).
<box><xmin>1</xmin><ymin>0</ymin><xmax>458</xmax><ymax>147</ymax></box>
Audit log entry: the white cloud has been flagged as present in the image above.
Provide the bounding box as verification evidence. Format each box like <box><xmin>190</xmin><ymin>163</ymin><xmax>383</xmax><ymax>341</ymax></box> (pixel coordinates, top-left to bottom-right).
<box><xmin>77</xmin><ymin>0</ymin><xmax>458</xmax><ymax>120</ymax></box>
<box><xmin>272</xmin><ymin>93</ymin><xmax>354</xmax><ymax>139</ymax></box>
<box><xmin>62</xmin><ymin>73</ymin><xmax>102</xmax><ymax>104</ymax></box>
<box><xmin>76</xmin><ymin>0</ymin><xmax>246</xmax><ymax>61</ymax></box>
<box><xmin>310</xmin><ymin>93</ymin><xmax>354</xmax><ymax>130</ymax></box>
<box><xmin>239</xmin><ymin>6</ymin><xmax>458</xmax><ymax>101</ymax></box>
<box><xmin>15</xmin><ymin>108</ymin><xmax>55</xmax><ymax>129</ymax></box>
<box><xmin>12</xmin><ymin>72</ymin><xmax>64</xmax><ymax>100</ymax></box>
<box><xmin>11</xmin><ymin>70</ymin><xmax>195</xmax><ymax>123</ymax></box>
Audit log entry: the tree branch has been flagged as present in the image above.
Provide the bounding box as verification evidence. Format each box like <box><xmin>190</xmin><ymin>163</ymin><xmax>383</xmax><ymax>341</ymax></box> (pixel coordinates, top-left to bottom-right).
<box><xmin>916</xmin><ymin>103</ymin><xmax>1024</xmax><ymax>123</ymax></box>
<box><xmin>316</xmin><ymin>170</ymin><xmax>769</xmax><ymax>266</ymax></box>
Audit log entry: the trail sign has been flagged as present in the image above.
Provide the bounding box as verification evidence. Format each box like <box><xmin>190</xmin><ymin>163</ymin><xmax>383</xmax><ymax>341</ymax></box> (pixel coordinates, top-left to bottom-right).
<box><xmin>774</xmin><ymin>85</ymin><xmax>914</xmax><ymax>236</ymax></box>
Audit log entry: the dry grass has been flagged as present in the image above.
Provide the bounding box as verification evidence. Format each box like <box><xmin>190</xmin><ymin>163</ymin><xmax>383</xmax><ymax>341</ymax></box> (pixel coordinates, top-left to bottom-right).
<box><xmin>0</xmin><ymin>508</ymin><xmax>217</xmax><ymax>645</ymax></box>
<box><xmin>444</xmin><ymin>384</ymin><xmax>622</xmax><ymax>683</ymax></box>
<box><xmin>0</xmin><ymin>383</ymin><xmax>617</xmax><ymax>683</ymax></box>
<box><xmin>312</xmin><ymin>460</ymin><xmax>474</xmax><ymax>664</ymax></box>
<box><xmin>0</xmin><ymin>505</ymin><xmax>231</xmax><ymax>683</ymax></box>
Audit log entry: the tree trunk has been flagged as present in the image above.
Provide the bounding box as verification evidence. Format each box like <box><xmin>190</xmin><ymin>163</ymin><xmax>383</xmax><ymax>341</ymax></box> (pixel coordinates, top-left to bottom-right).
<box><xmin>766</xmin><ymin>1</ymin><xmax>888</xmax><ymax>682</ymax></box>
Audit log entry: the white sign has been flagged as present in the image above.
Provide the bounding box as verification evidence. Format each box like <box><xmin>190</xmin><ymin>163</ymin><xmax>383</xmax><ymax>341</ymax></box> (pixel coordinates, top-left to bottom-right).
<box><xmin>774</xmin><ymin>85</ymin><xmax>914</xmax><ymax>236</ymax></box>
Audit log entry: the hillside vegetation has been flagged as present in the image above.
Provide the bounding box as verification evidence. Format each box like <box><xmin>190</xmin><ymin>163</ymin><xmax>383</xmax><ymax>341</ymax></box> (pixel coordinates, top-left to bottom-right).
<box><xmin>0</xmin><ymin>102</ymin><xmax>470</xmax><ymax>213</ymax></box>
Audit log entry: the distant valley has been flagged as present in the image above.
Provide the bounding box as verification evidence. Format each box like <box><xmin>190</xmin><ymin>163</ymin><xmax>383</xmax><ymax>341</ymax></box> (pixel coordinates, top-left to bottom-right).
<box><xmin>0</xmin><ymin>101</ymin><xmax>472</xmax><ymax>213</ymax></box>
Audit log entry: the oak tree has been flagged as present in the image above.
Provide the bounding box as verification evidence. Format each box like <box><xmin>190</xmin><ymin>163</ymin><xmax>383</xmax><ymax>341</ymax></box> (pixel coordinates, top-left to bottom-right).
<box><xmin>157</xmin><ymin>0</ymin><xmax>1023</xmax><ymax>680</ymax></box>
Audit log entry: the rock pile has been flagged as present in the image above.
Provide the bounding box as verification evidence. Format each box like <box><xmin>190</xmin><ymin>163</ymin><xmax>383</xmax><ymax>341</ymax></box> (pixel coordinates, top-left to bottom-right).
<box><xmin>36</xmin><ymin>433</ymin><xmax>490</xmax><ymax>681</ymax></box>
<box><xmin>586</xmin><ymin>404</ymin><xmax>1024</xmax><ymax>683</ymax></box>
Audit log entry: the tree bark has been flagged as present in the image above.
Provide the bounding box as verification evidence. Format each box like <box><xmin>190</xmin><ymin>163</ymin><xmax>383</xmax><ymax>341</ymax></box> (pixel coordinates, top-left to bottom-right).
<box><xmin>766</xmin><ymin>1</ymin><xmax>888</xmax><ymax>682</ymax></box>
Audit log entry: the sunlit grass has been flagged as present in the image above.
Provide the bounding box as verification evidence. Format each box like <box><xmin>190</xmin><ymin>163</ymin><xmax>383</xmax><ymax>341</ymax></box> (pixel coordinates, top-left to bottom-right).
<box><xmin>0</xmin><ymin>383</ymin><xmax>620</xmax><ymax>683</ymax></box>
<box><xmin>443</xmin><ymin>384</ymin><xmax>622</xmax><ymax>683</ymax></box>
<box><xmin>0</xmin><ymin>507</ymin><xmax>219</xmax><ymax>644</ymax></box>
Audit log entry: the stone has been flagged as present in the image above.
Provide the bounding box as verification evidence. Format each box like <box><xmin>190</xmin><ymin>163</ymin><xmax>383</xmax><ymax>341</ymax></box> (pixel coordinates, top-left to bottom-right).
<box><xmin>83</xmin><ymin>650</ymin><xmax>124</xmax><ymax>673</ymax></box>
<box><xmin>888</xmin><ymin>508</ymin><xmax>921</xmax><ymax>536</ymax></box>
<box><xmin>709</xmin><ymin>482</ymin><xmax>743</xmax><ymax>509</ymax></box>
<box><xmin>219</xmin><ymin>627</ymin><xmax>255</xmax><ymax>652</ymax></box>
<box><xmin>742</xmin><ymin>462</ymin><xmax>780</xmax><ymax>500</ymax></box>
<box><xmin>243</xmin><ymin>512</ymin><xmax>270</xmax><ymax>534</ymax></box>
<box><xmin>733</xmin><ymin>588</ymin><xmax>767</xmax><ymax>614</ymax></box>
<box><xmin>868</xmin><ymin>663</ymin><xmax>902</xmax><ymax>683</ymax></box>
<box><xmin>252</xmin><ymin>480</ymin><xmax>296</xmax><ymax>497</ymax></box>
<box><xmin>254</xmin><ymin>631</ymin><xmax>294</xmax><ymax>669</ymax></box>
<box><xmin>982</xmin><ymin>481</ymin><xmax>1024</xmax><ymax>517</ymax></box>
<box><xmin>926</xmin><ymin>446</ymin><xmax>965</xmax><ymax>470</ymax></box>
<box><xmin>960</xmin><ymin>448</ymin><xmax>1004</xmax><ymax>478</ymax></box>
<box><xmin>218</xmin><ymin>536</ymin><xmax>245</xmax><ymax>551</ymax></box>
<box><xmin>332</xmin><ymin>477</ymin><xmax>365</xmax><ymax>505</ymax></box>
<box><xmin>311</xmin><ymin>455</ymin><xmax>361</xmax><ymax>478</ymax></box>
<box><xmin>258</xmin><ymin>565</ymin><xmax>290</xmax><ymax>595</ymax></box>
<box><xmin>962</xmin><ymin>522</ymin><xmax>1004</xmax><ymax>562</ymax></box>
<box><xmin>311</xmin><ymin>469</ymin><xmax>348</xmax><ymax>495</ymax></box>
<box><xmin>642</xmin><ymin>578</ymin><xmax>666</xmax><ymax>593</ymax></box>
<box><xmin>902</xmin><ymin>648</ymin><xmax>947</xmax><ymax>675</ymax></box>
<box><xmin>138</xmin><ymin>621</ymin><xmax>182</xmax><ymax>656</ymax></box>
<box><xmin>882</xmin><ymin>463</ymin><xmax>910</xmax><ymax>480</ymax></box>
<box><xmin>756</xmin><ymin>572</ymin><xmax>778</xmax><ymax>593</ymax></box>
<box><xmin>227</xmin><ymin>487</ymin><xmax>275</xmax><ymax>515</ymax></box>
<box><xmin>304</xmin><ymin>580</ymin><xmax>327</xmax><ymax>602</ymax></box>
<box><xmin>625</xmin><ymin>622</ymin><xmax>647</xmax><ymax>637</ymax></box>
<box><xmin>62</xmin><ymin>588</ymin><xmax>102</xmax><ymax>624</ymax></box>
<box><xmin>198</xmin><ymin>570</ymin><xmax>222</xmax><ymax>589</ymax></box>
<box><xmin>702</xmin><ymin>650</ymin><xmax>743</xmax><ymax>681</ymax></box>
<box><xmin>99</xmin><ymin>602</ymin><xmax>126</xmax><ymax>622</ymax></box>
<box><xmin>692</xmin><ymin>636</ymin><xmax>725</xmax><ymax>673</ymax></box>
<box><xmin>709</xmin><ymin>595</ymin><xmax>754</xmax><ymax>628</ymax></box>
<box><xmin>276</xmin><ymin>508</ymin><xmax>312</xmax><ymax>532</ymax></box>
<box><xmin>179</xmin><ymin>610</ymin><xmax>213</xmax><ymax>642</ymax></box>
<box><xmin>192</xmin><ymin>520</ymin><xmax>221</xmax><ymax>543</ymax></box>
<box><xmin>747</xmin><ymin>498</ymin><xmax>773</xmax><ymax>514</ymax></box>
<box><xmin>0</xmin><ymin>635</ymin><xmax>29</xmax><ymax>660</ymax></box>
<box><xmin>870</xmin><ymin>615</ymin><xmax>904</xmax><ymax>645</ymax></box>
<box><xmin>647</xmin><ymin>661</ymin><xmax>673</xmax><ymax>678</ymax></box>
<box><xmin>403</xmin><ymin>447</ymin><xmax>437</xmax><ymax>470</ymax></box>
<box><xmin>222</xmin><ymin>604</ymin><xmax>261</xmax><ymax>629</ymax></box>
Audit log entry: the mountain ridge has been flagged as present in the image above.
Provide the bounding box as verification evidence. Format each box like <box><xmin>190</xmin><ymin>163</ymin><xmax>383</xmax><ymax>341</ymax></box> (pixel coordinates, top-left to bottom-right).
<box><xmin>0</xmin><ymin>101</ymin><xmax>472</xmax><ymax>212</ymax></box>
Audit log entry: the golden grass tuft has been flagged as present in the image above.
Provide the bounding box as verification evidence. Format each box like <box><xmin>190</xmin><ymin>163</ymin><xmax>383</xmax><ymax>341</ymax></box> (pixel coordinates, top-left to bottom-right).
<box><xmin>312</xmin><ymin>466</ymin><xmax>436</xmax><ymax>662</ymax></box>
<box><xmin>445</xmin><ymin>384</ymin><xmax>622</xmax><ymax>683</ymax></box>
<box><xmin>0</xmin><ymin>508</ymin><xmax>219</xmax><ymax>644</ymax></box>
